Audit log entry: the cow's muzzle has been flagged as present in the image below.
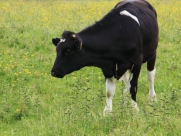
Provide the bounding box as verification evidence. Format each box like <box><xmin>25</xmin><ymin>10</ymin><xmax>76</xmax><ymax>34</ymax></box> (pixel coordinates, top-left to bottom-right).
<box><xmin>51</xmin><ymin>70</ymin><xmax>59</xmax><ymax>77</ymax></box>
<box><xmin>51</xmin><ymin>70</ymin><xmax>57</xmax><ymax>77</ymax></box>
<box><xmin>51</xmin><ymin>70</ymin><xmax>64</xmax><ymax>78</ymax></box>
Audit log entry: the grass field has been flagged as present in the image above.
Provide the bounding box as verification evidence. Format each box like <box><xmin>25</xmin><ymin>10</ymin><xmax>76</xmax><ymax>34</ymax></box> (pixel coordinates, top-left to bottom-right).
<box><xmin>0</xmin><ymin>0</ymin><xmax>181</xmax><ymax>135</ymax></box>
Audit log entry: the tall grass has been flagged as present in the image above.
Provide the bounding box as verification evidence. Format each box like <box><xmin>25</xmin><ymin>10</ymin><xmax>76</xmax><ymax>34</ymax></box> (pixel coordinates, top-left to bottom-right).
<box><xmin>0</xmin><ymin>0</ymin><xmax>181</xmax><ymax>135</ymax></box>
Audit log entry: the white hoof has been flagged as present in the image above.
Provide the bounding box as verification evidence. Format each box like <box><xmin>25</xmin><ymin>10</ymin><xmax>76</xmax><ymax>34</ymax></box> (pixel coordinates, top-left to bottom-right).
<box><xmin>131</xmin><ymin>100</ymin><xmax>140</xmax><ymax>112</ymax></box>
<box><xmin>103</xmin><ymin>106</ymin><xmax>112</xmax><ymax>116</ymax></box>
<box><xmin>148</xmin><ymin>92</ymin><xmax>157</xmax><ymax>102</ymax></box>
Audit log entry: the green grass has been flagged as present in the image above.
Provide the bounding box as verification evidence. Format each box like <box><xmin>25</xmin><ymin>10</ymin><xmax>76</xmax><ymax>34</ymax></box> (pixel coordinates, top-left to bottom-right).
<box><xmin>1</xmin><ymin>0</ymin><xmax>181</xmax><ymax>135</ymax></box>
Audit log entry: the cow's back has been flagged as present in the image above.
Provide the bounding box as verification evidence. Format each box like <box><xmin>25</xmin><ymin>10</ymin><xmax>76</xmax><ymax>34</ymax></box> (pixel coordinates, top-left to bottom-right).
<box><xmin>115</xmin><ymin>0</ymin><xmax>158</xmax><ymax>62</ymax></box>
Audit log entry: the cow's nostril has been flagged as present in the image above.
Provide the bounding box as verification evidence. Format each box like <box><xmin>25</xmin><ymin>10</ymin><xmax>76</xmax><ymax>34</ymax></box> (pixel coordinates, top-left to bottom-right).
<box><xmin>51</xmin><ymin>70</ymin><xmax>57</xmax><ymax>77</ymax></box>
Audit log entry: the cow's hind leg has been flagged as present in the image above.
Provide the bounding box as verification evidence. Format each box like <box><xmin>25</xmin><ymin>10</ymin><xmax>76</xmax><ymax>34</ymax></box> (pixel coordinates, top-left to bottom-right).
<box><xmin>119</xmin><ymin>70</ymin><xmax>130</xmax><ymax>93</ymax></box>
<box><xmin>103</xmin><ymin>77</ymin><xmax>116</xmax><ymax>116</ymax></box>
<box><xmin>147</xmin><ymin>55</ymin><xmax>157</xmax><ymax>102</ymax></box>
<box><xmin>129</xmin><ymin>64</ymin><xmax>141</xmax><ymax>111</ymax></box>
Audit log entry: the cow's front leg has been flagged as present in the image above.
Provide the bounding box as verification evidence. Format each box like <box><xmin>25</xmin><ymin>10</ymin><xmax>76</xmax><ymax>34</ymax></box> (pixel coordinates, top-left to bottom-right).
<box><xmin>103</xmin><ymin>77</ymin><xmax>116</xmax><ymax>116</ymax></box>
<box><xmin>129</xmin><ymin>65</ymin><xmax>141</xmax><ymax>111</ymax></box>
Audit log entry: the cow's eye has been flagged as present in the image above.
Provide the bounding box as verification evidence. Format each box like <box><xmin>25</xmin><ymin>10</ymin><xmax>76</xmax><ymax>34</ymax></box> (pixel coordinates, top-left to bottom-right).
<box><xmin>65</xmin><ymin>49</ymin><xmax>71</xmax><ymax>55</ymax></box>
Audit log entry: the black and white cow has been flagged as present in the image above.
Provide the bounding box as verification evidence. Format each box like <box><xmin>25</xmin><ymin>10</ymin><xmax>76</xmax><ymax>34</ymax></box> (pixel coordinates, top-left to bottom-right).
<box><xmin>51</xmin><ymin>0</ymin><xmax>158</xmax><ymax>115</ymax></box>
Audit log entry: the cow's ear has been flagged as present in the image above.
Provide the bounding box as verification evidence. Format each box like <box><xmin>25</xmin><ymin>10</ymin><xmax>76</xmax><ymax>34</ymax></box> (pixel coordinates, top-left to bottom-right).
<box><xmin>73</xmin><ymin>38</ymin><xmax>80</xmax><ymax>48</ymax></box>
<box><xmin>62</xmin><ymin>30</ymin><xmax>75</xmax><ymax>39</ymax></box>
<box><xmin>52</xmin><ymin>38</ymin><xmax>60</xmax><ymax>46</ymax></box>
<box><xmin>71</xmin><ymin>34</ymin><xmax>83</xmax><ymax>50</ymax></box>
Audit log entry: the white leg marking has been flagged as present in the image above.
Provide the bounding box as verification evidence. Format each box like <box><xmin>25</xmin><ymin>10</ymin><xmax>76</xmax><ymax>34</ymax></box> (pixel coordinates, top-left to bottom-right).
<box><xmin>103</xmin><ymin>77</ymin><xmax>116</xmax><ymax>116</ymax></box>
<box><xmin>147</xmin><ymin>69</ymin><xmax>157</xmax><ymax>101</ymax></box>
<box><xmin>128</xmin><ymin>73</ymin><xmax>133</xmax><ymax>91</ymax></box>
<box><xmin>119</xmin><ymin>70</ymin><xmax>130</xmax><ymax>93</ymax></box>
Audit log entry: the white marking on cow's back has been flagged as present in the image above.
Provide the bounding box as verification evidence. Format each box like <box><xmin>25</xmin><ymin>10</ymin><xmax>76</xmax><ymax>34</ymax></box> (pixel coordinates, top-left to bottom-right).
<box><xmin>120</xmin><ymin>10</ymin><xmax>140</xmax><ymax>26</ymax></box>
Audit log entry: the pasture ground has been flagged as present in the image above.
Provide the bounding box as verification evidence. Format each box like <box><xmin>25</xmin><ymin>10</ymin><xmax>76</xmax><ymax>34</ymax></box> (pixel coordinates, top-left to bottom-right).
<box><xmin>0</xmin><ymin>0</ymin><xmax>181</xmax><ymax>135</ymax></box>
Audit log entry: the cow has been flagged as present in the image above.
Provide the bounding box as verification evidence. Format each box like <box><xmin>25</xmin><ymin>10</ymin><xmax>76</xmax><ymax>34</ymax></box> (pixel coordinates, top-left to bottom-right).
<box><xmin>51</xmin><ymin>0</ymin><xmax>159</xmax><ymax>115</ymax></box>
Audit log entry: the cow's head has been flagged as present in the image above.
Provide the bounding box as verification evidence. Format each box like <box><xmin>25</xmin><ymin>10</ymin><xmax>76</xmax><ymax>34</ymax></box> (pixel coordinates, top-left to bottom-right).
<box><xmin>51</xmin><ymin>31</ymin><xmax>84</xmax><ymax>78</ymax></box>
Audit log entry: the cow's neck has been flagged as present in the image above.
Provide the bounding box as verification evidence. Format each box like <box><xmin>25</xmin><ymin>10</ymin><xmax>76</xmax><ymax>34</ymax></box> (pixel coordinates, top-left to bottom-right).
<box><xmin>77</xmin><ymin>32</ymin><xmax>112</xmax><ymax>56</ymax></box>
<box><xmin>76</xmin><ymin>32</ymin><xmax>116</xmax><ymax>74</ymax></box>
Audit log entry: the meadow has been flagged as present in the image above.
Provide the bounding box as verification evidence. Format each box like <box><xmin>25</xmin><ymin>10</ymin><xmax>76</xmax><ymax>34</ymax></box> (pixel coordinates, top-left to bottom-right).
<box><xmin>0</xmin><ymin>0</ymin><xmax>181</xmax><ymax>135</ymax></box>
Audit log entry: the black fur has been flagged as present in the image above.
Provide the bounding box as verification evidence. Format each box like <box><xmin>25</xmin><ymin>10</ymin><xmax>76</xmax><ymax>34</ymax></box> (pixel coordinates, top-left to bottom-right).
<box><xmin>51</xmin><ymin>0</ymin><xmax>158</xmax><ymax>102</ymax></box>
